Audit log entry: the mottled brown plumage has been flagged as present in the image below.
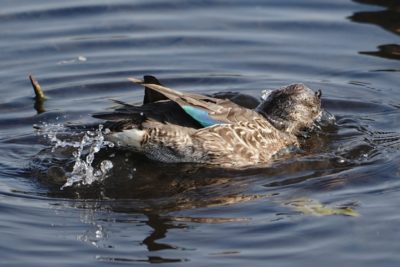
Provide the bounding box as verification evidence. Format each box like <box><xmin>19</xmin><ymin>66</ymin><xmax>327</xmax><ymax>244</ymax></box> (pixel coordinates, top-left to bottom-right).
<box><xmin>94</xmin><ymin>76</ymin><xmax>323</xmax><ymax>167</ymax></box>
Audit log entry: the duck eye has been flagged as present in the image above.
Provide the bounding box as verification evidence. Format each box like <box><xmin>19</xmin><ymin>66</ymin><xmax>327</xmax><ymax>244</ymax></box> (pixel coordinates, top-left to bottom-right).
<box><xmin>315</xmin><ymin>90</ymin><xmax>322</xmax><ymax>99</ymax></box>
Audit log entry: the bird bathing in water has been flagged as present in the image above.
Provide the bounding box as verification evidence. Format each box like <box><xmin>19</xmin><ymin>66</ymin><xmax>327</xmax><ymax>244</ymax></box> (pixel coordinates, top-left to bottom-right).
<box><xmin>93</xmin><ymin>76</ymin><xmax>328</xmax><ymax>168</ymax></box>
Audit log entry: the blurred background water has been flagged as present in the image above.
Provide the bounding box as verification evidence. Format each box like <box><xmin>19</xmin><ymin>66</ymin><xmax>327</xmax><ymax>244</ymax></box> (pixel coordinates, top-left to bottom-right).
<box><xmin>0</xmin><ymin>0</ymin><xmax>400</xmax><ymax>266</ymax></box>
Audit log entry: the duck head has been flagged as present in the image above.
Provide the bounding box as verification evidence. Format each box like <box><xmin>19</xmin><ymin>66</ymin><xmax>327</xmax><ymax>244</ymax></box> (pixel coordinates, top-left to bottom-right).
<box><xmin>256</xmin><ymin>83</ymin><xmax>322</xmax><ymax>136</ymax></box>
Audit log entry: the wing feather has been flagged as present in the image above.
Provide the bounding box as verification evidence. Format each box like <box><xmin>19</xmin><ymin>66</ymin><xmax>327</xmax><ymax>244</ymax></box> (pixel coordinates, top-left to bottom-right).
<box><xmin>128</xmin><ymin>77</ymin><xmax>261</xmax><ymax>126</ymax></box>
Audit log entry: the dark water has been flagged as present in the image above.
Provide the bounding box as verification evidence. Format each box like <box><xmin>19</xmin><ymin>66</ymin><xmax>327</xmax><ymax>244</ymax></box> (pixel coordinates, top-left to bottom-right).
<box><xmin>1</xmin><ymin>0</ymin><xmax>400</xmax><ymax>266</ymax></box>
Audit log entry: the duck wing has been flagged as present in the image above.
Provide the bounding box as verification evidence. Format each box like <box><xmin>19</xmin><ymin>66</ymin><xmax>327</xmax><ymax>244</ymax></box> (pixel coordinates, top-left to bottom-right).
<box><xmin>143</xmin><ymin>75</ymin><xmax>261</xmax><ymax>109</ymax></box>
<box><xmin>93</xmin><ymin>99</ymin><xmax>203</xmax><ymax>129</ymax></box>
<box><xmin>128</xmin><ymin>77</ymin><xmax>260</xmax><ymax>127</ymax></box>
<box><xmin>210</xmin><ymin>91</ymin><xmax>260</xmax><ymax>109</ymax></box>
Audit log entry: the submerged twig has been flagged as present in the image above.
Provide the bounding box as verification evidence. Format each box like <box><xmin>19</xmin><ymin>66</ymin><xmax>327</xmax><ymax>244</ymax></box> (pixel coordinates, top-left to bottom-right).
<box><xmin>29</xmin><ymin>74</ymin><xmax>46</xmax><ymax>113</ymax></box>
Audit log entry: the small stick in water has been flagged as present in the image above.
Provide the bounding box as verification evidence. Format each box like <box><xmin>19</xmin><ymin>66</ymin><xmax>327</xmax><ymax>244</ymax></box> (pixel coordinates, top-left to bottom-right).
<box><xmin>29</xmin><ymin>74</ymin><xmax>46</xmax><ymax>113</ymax></box>
<box><xmin>29</xmin><ymin>74</ymin><xmax>46</xmax><ymax>100</ymax></box>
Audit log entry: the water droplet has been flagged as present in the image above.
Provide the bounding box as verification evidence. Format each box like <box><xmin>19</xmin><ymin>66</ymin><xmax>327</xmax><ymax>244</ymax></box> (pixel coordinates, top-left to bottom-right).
<box><xmin>39</xmin><ymin>123</ymin><xmax>115</xmax><ymax>188</ymax></box>
<box><xmin>261</xmin><ymin>89</ymin><xmax>273</xmax><ymax>101</ymax></box>
<box><xmin>95</xmin><ymin>229</ymin><xmax>103</xmax><ymax>239</ymax></box>
<box><xmin>337</xmin><ymin>158</ymin><xmax>346</xmax><ymax>164</ymax></box>
<box><xmin>100</xmin><ymin>160</ymin><xmax>113</xmax><ymax>173</ymax></box>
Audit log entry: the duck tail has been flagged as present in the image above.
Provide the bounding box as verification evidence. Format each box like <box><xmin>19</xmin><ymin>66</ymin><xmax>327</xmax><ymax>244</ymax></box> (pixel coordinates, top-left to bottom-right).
<box><xmin>143</xmin><ymin>75</ymin><xmax>168</xmax><ymax>104</ymax></box>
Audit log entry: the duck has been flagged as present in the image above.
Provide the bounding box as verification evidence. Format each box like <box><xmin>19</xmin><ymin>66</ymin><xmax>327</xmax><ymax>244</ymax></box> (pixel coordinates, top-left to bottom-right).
<box><xmin>93</xmin><ymin>76</ymin><xmax>323</xmax><ymax>167</ymax></box>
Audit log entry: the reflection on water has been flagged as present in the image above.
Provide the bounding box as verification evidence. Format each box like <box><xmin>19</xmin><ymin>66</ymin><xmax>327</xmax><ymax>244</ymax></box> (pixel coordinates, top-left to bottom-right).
<box><xmin>74</xmin><ymin>202</ymin><xmax>189</xmax><ymax>263</ymax></box>
<box><xmin>1</xmin><ymin>0</ymin><xmax>400</xmax><ymax>265</ymax></box>
<box><xmin>352</xmin><ymin>0</ymin><xmax>400</xmax><ymax>35</ymax></box>
<box><xmin>28</xmin><ymin>94</ymin><xmax>400</xmax><ymax>263</ymax></box>
<box><xmin>350</xmin><ymin>0</ymin><xmax>400</xmax><ymax>61</ymax></box>
<box><xmin>360</xmin><ymin>44</ymin><xmax>400</xmax><ymax>61</ymax></box>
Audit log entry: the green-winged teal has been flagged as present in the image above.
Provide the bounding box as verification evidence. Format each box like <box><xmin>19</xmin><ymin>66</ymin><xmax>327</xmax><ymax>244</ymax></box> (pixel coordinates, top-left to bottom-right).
<box><xmin>94</xmin><ymin>76</ymin><xmax>323</xmax><ymax>167</ymax></box>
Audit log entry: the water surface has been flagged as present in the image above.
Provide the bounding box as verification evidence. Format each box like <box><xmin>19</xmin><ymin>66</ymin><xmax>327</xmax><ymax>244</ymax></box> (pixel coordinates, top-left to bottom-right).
<box><xmin>1</xmin><ymin>0</ymin><xmax>400</xmax><ymax>266</ymax></box>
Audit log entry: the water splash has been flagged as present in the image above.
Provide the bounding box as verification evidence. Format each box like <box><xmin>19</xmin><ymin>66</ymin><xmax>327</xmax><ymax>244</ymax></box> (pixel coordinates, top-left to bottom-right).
<box><xmin>261</xmin><ymin>89</ymin><xmax>273</xmax><ymax>101</ymax></box>
<box><xmin>35</xmin><ymin>123</ymin><xmax>114</xmax><ymax>188</ymax></box>
<box><xmin>314</xmin><ymin>109</ymin><xmax>336</xmax><ymax>129</ymax></box>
